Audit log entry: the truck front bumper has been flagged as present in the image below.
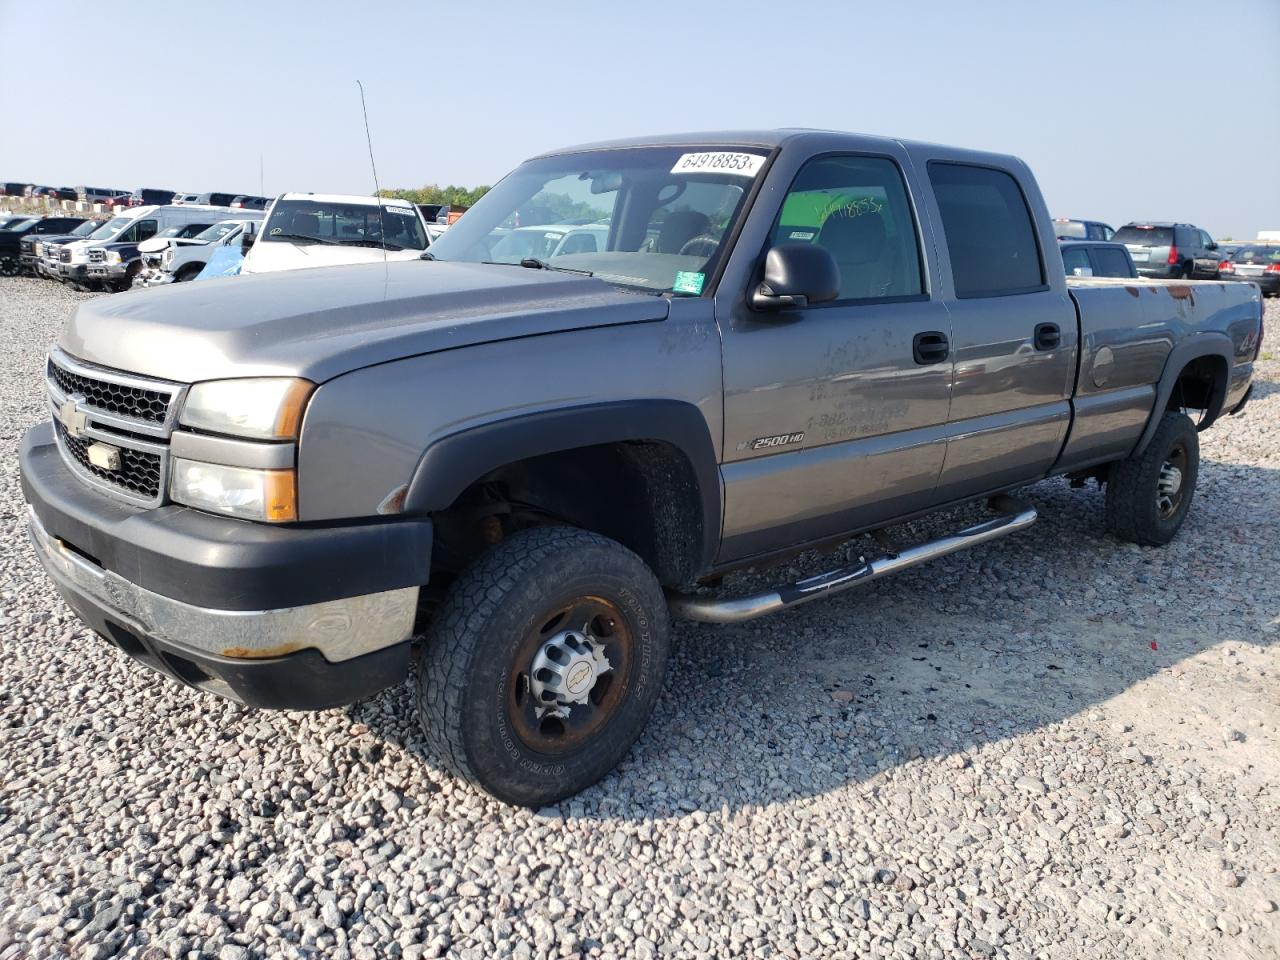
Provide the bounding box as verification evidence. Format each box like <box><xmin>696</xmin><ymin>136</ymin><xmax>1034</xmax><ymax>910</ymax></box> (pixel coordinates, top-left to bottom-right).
<box><xmin>20</xmin><ymin>423</ymin><xmax>433</xmax><ymax>710</ymax></box>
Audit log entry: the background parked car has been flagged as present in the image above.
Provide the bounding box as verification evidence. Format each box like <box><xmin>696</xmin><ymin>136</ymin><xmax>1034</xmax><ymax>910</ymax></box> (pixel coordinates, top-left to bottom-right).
<box><xmin>1218</xmin><ymin>244</ymin><xmax>1280</xmax><ymax>297</ymax></box>
<box><xmin>1053</xmin><ymin>217</ymin><xmax>1115</xmax><ymax>241</ymax></box>
<box><xmin>1113</xmin><ymin>221</ymin><xmax>1220</xmax><ymax>279</ymax></box>
<box><xmin>78</xmin><ymin>186</ymin><xmax>132</xmax><ymax>205</ymax></box>
<box><xmin>171</xmin><ymin>193</ymin><xmax>200</xmax><ymax>205</ymax></box>
<box><xmin>0</xmin><ymin>215</ymin><xmax>35</xmax><ymax>231</ymax></box>
<box><xmin>229</xmin><ymin>195</ymin><xmax>270</xmax><ymax>210</ymax></box>
<box><xmin>139</xmin><ymin>218</ymin><xmax>264</xmax><ymax>286</ymax></box>
<box><xmin>25</xmin><ymin>219</ymin><xmax>105</xmax><ymax>276</ymax></box>
<box><xmin>2</xmin><ymin>183</ymin><xmax>33</xmax><ymax>197</ymax></box>
<box><xmin>138</xmin><ymin>188</ymin><xmax>176</xmax><ymax>206</ymax></box>
<box><xmin>0</xmin><ymin>217</ymin><xmax>88</xmax><ymax>276</ymax></box>
<box><xmin>60</xmin><ymin>205</ymin><xmax>235</xmax><ymax>291</ymax></box>
<box><xmin>1058</xmin><ymin>239</ymin><xmax>1138</xmax><ymax>278</ymax></box>
<box><xmin>242</xmin><ymin>193</ymin><xmax>430</xmax><ymax>273</ymax></box>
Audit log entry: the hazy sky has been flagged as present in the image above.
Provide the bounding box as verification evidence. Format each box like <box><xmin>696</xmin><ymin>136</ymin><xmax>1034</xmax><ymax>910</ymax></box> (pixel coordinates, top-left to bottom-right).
<box><xmin>2</xmin><ymin>0</ymin><xmax>1277</xmax><ymax>238</ymax></box>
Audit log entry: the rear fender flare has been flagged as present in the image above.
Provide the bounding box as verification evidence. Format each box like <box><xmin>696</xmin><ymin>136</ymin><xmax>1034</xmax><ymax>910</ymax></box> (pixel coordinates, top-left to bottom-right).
<box><xmin>1132</xmin><ymin>334</ymin><xmax>1233</xmax><ymax>456</ymax></box>
<box><xmin>402</xmin><ymin>399</ymin><xmax>722</xmax><ymax>570</ymax></box>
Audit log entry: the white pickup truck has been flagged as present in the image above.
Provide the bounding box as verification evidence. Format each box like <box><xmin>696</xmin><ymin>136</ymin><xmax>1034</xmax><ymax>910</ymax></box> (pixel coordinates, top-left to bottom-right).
<box><xmin>135</xmin><ymin>218</ymin><xmax>264</xmax><ymax>287</ymax></box>
<box><xmin>241</xmin><ymin>193</ymin><xmax>430</xmax><ymax>274</ymax></box>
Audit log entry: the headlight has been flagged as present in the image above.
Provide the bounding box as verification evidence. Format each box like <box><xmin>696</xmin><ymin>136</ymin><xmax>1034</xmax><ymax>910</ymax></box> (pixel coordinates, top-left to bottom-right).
<box><xmin>179</xmin><ymin>378</ymin><xmax>314</xmax><ymax>440</ymax></box>
<box><xmin>34</xmin><ymin>242</ymin><xmax>43</xmax><ymax>255</ymax></box>
<box><xmin>105</xmin><ymin>251</ymin><xmax>122</xmax><ymax>264</ymax></box>
<box><xmin>70</xmin><ymin>249</ymin><xmax>88</xmax><ymax>263</ymax></box>
<box><xmin>169</xmin><ymin>459</ymin><xmax>296</xmax><ymax>522</ymax></box>
<box><xmin>162</xmin><ymin>247</ymin><xmax>173</xmax><ymax>265</ymax></box>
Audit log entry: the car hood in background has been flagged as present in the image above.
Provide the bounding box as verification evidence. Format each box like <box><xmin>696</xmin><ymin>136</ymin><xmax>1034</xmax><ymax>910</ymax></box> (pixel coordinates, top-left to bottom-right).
<box><xmin>241</xmin><ymin>241</ymin><xmax>423</xmax><ymax>274</ymax></box>
<box><xmin>58</xmin><ymin>259</ymin><xmax>669</xmax><ymax>383</ymax></box>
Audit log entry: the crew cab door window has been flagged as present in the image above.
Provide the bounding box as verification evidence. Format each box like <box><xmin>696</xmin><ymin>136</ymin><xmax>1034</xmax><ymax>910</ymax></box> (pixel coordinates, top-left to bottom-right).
<box><xmin>927</xmin><ymin>162</ymin><xmax>1045</xmax><ymax>298</ymax></box>
<box><xmin>1092</xmin><ymin>247</ymin><xmax>1134</xmax><ymax>278</ymax></box>
<box><xmin>771</xmin><ymin>155</ymin><xmax>923</xmax><ymax>301</ymax></box>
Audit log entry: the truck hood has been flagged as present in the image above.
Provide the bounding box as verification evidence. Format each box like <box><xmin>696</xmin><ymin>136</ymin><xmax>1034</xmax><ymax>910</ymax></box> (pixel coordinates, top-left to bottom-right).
<box><xmin>58</xmin><ymin>259</ymin><xmax>669</xmax><ymax>383</ymax></box>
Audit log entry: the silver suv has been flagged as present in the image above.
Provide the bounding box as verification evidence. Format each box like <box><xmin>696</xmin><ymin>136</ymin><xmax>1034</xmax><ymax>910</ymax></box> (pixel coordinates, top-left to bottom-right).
<box><xmin>1113</xmin><ymin>221</ymin><xmax>1221</xmax><ymax>279</ymax></box>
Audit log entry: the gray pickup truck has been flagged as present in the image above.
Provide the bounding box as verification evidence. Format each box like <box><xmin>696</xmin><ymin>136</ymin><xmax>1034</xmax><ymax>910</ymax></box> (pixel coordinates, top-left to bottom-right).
<box><xmin>20</xmin><ymin>130</ymin><xmax>1264</xmax><ymax>805</ymax></box>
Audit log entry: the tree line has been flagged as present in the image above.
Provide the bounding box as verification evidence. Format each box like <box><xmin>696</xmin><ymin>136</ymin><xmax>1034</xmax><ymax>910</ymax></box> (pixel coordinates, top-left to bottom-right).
<box><xmin>381</xmin><ymin>184</ymin><xmax>490</xmax><ymax>207</ymax></box>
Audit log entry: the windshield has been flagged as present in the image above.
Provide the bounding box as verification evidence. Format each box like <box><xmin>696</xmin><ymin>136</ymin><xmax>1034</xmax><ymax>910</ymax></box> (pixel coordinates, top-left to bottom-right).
<box><xmin>0</xmin><ymin>218</ymin><xmax>35</xmax><ymax>232</ymax></box>
<box><xmin>425</xmin><ymin>146</ymin><xmax>767</xmax><ymax>294</ymax></box>
<box><xmin>155</xmin><ymin>226</ymin><xmax>189</xmax><ymax>239</ymax></box>
<box><xmin>87</xmin><ymin>217</ymin><xmax>133</xmax><ymax>241</ymax></box>
<box><xmin>1053</xmin><ymin>220</ymin><xmax>1086</xmax><ymax>239</ymax></box>
<box><xmin>1114</xmin><ymin>226</ymin><xmax>1173</xmax><ymax>247</ymax></box>
<box><xmin>72</xmin><ymin>220</ymin><xmax>101</xmax><ymax>237</ymax></box>
<box><xmin>195</xmin><ymin>222</ymin><xmax>241</xmax><ymax>242</ymax></box>
<box><xmin>261</xmin><ymin>199</ymin><xmax>427</xmax><ymax>250</ymax></box>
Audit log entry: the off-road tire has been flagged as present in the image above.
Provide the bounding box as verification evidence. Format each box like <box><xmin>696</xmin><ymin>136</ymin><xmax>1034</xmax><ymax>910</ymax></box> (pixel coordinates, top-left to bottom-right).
<box><xmin>416</xmin><ymin>526</ymin><xmax>670</xmax><ymax>806</ymax></box>
<box><xmin>1105</xmin><ymin>412</ymin><xmax>1199</xmax><ymax>546</ymax></box>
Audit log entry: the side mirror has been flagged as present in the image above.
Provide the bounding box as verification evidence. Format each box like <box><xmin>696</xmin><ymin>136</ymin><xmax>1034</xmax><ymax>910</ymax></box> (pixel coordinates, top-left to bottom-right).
<box><xmin>241</xmin><ymin>232</ymin><xmax>256</xmax><ymax>253</ymax></box>
<box><xmin>1207</xmin><ymin>241</ymin><xmax>1218</xmax><ymax>251</ymax></box>
<box><xmin>751</xmin><ymin>243</ymin><xmax>839</xmax><ymax>311</ymax></box>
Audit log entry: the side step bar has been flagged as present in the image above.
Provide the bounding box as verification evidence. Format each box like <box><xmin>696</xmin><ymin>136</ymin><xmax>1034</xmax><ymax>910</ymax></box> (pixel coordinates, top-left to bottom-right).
<box><xmin>669</xmin><ymin>495</ymin><xmax>1037</xmax><ymax>624</ymax></box>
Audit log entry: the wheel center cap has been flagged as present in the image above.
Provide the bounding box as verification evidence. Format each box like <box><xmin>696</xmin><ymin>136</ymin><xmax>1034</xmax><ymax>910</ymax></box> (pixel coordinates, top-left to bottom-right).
<box><xmin>1158</xmin><ymin>464</ymin><xmax>1182</xmax><ymax>495</ymax></box>
<box><xmin>565</xmin><ymin>660</ymin><xmax>595</xmax><ymax>696</ymax></box>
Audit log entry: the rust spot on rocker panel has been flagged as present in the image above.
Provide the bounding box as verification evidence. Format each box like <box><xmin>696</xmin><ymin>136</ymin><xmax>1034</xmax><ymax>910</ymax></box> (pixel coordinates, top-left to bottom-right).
<box><xmin>1124</xmin><ymin>286</ymin><xmax>1140</xmax><ymax>298</ymax></box>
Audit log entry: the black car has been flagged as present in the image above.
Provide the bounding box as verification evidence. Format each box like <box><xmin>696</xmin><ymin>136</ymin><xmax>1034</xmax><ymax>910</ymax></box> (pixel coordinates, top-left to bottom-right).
<box><xmin>0</xmin><ymin>217</ymin><xmax>89</xmax><ymax>276</ymax></box>
<box><xmin>1059</xmin><ymin>239</ymin><xmax>1138</xmax><ymax>279</ymax></box>
<box><xmin>1218</xmin><ymin>244</ymin><xmax>1280</xmax><ymax>297</ymax></box>
<box><xmin>21</xmin><ymin>219</ymin><xmax>104</xmax><ymax>275</ymax></box>
<box><xmin>2</xmin><ymin>183</ymin><xmax>33</xmax><ymax>198</ymax></box>
<box><xmin>1053</xmin><ymin>217</ymin><xmax>1115</xmax><ymax>241</ymax></box>
<box><xmin>138</xmin><ymin>188</ymin><xmax>176</xmax><ymax>206</ymax></box>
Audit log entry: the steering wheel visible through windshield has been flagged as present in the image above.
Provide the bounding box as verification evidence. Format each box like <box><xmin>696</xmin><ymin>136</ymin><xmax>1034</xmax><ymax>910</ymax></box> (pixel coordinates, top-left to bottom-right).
<box><xmin>424</xmin><ymin>146</ymin><xmax>769</xmax><ymax>295</ymax></box>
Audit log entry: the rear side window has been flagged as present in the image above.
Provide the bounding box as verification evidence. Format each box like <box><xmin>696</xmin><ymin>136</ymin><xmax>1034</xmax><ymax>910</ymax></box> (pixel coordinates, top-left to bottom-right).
<box><xmin>1062</xmin><ymin>246</ymin><xmax>1092</xmax><ymax>276</ymax></box>
<box><xmin>928</xmin><ymin>162</ymin><xmax>1044</xmax><ymax>298</ymax></box>
<box><xmin>1093</xmin><ymin>247</ymin><xmax>1134</xmax><ymax>278</ymax></box>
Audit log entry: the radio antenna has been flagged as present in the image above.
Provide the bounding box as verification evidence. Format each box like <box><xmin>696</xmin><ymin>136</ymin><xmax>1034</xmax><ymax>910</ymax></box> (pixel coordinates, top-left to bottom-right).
<box><xmin>356</xmin><ymin>79</ymin><xmax>388</xmax><ymax>273</ymax></box>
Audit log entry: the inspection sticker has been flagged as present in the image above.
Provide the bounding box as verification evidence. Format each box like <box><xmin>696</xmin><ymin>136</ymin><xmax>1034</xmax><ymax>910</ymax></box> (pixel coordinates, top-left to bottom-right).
<box><xmin>672</xmin><ymin>271</ymin><xmax>706</xmax><ymax>295</ymax></box>
<box><xmin>670</xmin><ymin>152</ymin><xmax>765</xmax><ymax>177</ymax></box>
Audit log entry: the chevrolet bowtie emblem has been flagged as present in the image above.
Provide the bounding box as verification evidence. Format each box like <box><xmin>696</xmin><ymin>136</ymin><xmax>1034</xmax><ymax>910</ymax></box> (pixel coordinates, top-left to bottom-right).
<box><xmin>58</xmin><ymin>396</ymin><xmax>89</xmax><ymax>440</ymax></box>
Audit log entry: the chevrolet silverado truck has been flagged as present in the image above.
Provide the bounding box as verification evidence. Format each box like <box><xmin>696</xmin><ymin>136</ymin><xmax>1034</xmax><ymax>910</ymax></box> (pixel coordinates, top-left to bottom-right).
<box><xmin>20</xmin><ymin>130</ymin><xmax>1263</xmax><ymax>806</ymax></box>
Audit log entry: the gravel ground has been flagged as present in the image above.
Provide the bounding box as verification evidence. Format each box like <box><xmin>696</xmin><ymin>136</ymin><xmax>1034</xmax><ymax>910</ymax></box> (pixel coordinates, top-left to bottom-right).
<box><xmin>0</xmin><ymin>277</ymin><xmax>1277</xmax><ymax>960</ymax></box>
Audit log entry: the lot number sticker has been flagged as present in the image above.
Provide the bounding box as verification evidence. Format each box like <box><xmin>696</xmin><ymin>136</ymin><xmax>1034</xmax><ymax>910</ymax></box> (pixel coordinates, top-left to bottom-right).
<box><xmin>670</xmin><ymin>152</ymin><xmax>765</xmax><ymax>177</ymax></box>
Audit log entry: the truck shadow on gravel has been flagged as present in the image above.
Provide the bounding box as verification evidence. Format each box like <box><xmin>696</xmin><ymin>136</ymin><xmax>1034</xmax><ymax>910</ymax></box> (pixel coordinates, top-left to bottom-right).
<box><xmin>356</xmin><ymin>450</ymin><xmax>1280</xmax><ymax>816</ymax></box>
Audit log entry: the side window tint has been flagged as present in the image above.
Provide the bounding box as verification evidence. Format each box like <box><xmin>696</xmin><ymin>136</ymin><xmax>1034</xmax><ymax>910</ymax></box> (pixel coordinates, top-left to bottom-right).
<box><xmin>136</xmin><ymin>220</ymin><xmax>158</xmax><ymax>242</ymax></box>
<box><xmin>928</xmin><ymin>162</ymin><xmax>1044</xmax><ymax>298</ymax></box>
<box><xmin>1061</xmin><ymin>247</ymin><xmax>1092</xmax><ymax>276</ymax></box>
<box><xmin>772</xmin><ymin>154</ymin><xmax>923</xmax><ymax>301</ymax></box>
<box><xmin>1093</xmin><ymin>247</ymin><xmax>1133</xmax><ymax>278</ymax></box>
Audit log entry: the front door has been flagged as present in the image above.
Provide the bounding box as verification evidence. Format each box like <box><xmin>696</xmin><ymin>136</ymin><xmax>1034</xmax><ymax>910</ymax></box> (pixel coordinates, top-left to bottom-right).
<box><xmin>718</xmin><ymin>153</ymin><xmax>952</xmax><ymax>561</ymax></box>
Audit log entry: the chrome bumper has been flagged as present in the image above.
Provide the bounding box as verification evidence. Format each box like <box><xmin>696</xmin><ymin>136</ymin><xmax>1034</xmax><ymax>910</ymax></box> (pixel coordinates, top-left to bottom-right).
<box><xmin>27</xmin><ymin>505</ymin><xmax>419</xmax><ymax>663</ymax></box>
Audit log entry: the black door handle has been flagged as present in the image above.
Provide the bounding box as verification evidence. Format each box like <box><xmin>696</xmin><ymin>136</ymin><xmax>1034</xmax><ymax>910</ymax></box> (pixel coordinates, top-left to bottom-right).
<box><xmin>1034</xmin><ymin>323</ymin><xmax>1061</xmax><ymax>351</ymax></box>
<box><xmin>913</xmin><ymin>331</ymin><xmax>949</xmax><ymax>365</ymax></box>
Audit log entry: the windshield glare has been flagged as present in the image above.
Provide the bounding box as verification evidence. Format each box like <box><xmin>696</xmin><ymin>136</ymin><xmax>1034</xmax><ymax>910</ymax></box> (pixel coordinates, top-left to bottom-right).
<box><xmin>88</xmin><ymin>217</ymin><xmax>132</xmax><ymax>241</ymax></box>
<box><xmin>424</xmin><ymin>146</ymin><xmax>767</xmax><ymax>294</ymax></box>
<box><xmin>196</xmin><ymin>222</ymin><xmax>240</xmax><ymax>242</ymax></box>
<box><xmin>72</xmin><ymin>221</ymin><xmax>101</xmax><ymax>237</ymax></box>
<box><xmin>262</xmin><ymin>200</ymin><xmax>427</xmax><ymax>250</ymax></box>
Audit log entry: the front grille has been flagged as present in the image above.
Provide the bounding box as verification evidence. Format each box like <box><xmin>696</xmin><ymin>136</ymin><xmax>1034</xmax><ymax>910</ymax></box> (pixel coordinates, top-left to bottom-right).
<box><xmin>48</xmin><ymin>357</ymin><xmax>171</xmax><ymax>424</ymax></box>
<box><xmin>56</xmin><ymin>422</ymin><xmax>163</xmax><ymax>500</ymax></box>
<box><xmin>89</xmin><ymin>249</ymin><xmax>105</xmax><ymax>263</ymax></box>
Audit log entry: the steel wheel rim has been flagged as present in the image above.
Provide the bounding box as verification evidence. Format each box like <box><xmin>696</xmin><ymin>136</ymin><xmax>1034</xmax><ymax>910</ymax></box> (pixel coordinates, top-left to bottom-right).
<box><xmin>1156</xmin><ymin>441</ymin><xmax>1188</xmax><ymax>519</ymax></box>
<box><xmin>507</xmin><ymin>595</ymin><xmax>633</xmax><ymax>756</ymax></box>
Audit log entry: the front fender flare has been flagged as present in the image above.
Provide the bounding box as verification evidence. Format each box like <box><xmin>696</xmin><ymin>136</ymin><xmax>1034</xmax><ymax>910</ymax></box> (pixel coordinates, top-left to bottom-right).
<box><xmin>402</xmin><ymin>399</ymin><xmax>722</xmax><ymax>570</ymax></box>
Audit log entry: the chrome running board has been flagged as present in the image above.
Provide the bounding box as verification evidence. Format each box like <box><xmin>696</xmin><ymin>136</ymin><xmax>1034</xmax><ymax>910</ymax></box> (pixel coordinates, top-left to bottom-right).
<box><xmin>669</xmin><ymin>496</ymin><xmax>1037</xmax><ymax>624</ymax></box>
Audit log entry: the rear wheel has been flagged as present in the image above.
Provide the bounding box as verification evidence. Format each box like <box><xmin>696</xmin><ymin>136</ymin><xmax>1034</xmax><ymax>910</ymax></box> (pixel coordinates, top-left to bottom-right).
<box><xmin>1105</xmin><ymin>412</ymin><xmax>1199</xmax><ymax>546</ymax></box>
<box><xmin>0</xmin><ymin>254</ymin><xmax>20</xmax><ymax>277</ymax></box>
<box><xmin>416</xmin><ymin>526</ymin><xmax>670</xmax><ymax>806</ymax></box>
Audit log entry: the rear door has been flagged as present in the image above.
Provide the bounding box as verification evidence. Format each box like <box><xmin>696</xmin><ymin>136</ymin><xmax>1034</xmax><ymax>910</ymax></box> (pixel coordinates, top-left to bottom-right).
<box><xmin>923</xmin><ymin>161</ymin><xmax>1078</xmax><ymax>501</ymax></box>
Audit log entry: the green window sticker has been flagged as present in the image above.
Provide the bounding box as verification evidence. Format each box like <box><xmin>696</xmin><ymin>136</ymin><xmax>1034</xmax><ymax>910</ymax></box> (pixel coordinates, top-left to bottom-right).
<box><xmin>672</xmin><ymin>271</ymin><xmax>706</xmax><ymax>295</ymax></box>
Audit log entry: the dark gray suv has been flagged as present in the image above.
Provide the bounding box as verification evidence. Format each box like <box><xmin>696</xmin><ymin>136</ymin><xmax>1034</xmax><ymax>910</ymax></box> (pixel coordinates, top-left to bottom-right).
<box><xmin>1113</xmin><ymin>221</ymin><xmax>1220</xmax><ymax>279</ymax></box>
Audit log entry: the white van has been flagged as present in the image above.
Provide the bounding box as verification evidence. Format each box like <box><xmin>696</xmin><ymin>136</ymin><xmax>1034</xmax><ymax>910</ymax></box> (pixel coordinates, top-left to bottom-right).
<box><xmin>241</xmin><ymin>193</ymin><xmax>429</xmax><ymax>274</ymax></box>
<box><xmin>136</xmin><ymin>218</ymin><xmax>264</xmax><ymax>287</ymax></box>
<box><xmin>59</xmin><ymin>204</ymin><xmax>236</xmax><ymax>290</ymax></box>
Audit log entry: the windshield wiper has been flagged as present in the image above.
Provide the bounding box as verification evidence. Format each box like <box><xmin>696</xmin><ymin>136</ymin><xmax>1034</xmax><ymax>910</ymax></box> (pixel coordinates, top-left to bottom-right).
<box><xmin>518</xmin><ymin>257</ymin><xmax>593</xmax><ymax>277</ymax></box>
<box><xmin>265</xmin><ymin>232</ymin><xmax>340</xmax><ymax>245</ymax></box>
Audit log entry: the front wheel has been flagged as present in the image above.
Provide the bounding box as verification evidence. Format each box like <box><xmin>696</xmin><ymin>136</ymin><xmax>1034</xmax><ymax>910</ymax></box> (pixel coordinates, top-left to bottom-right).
<box><xmin>1105</xmin><ymin>412</ymin><xmax>1199</xmax><ymax>546</ymax></box>
<box><xmin>0</xmin><ymin>254</ymin><xmax>20</xmax><ymax>277</ymax></box>
<box><xmin>416</xmin><ymin>526</ymin><xmax>670</xmax><ymax>806</ymax></box>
